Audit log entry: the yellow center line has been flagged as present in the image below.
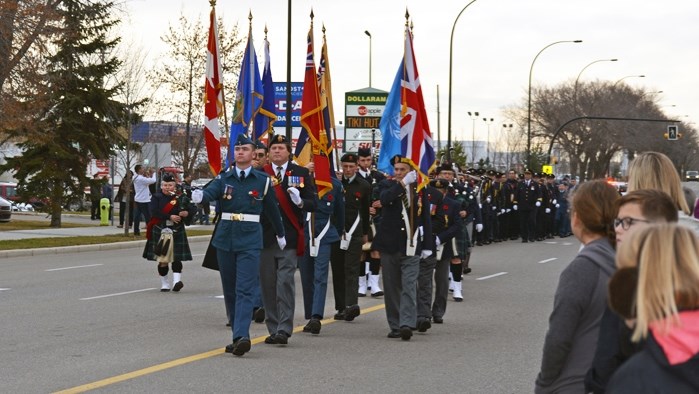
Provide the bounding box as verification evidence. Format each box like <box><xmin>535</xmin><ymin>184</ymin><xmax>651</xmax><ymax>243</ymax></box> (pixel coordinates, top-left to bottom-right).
<box><xmin>54</xmin><ymin>303</ymin><xmax>386</xmax><ymax>393</ymax></box>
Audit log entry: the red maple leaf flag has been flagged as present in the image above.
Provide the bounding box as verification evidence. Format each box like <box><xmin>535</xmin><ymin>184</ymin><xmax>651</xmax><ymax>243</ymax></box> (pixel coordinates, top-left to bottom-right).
<box><xmin>202</xmin><ymin>4</ymin><xmax>223</xmax><ymax>176</ymax></box>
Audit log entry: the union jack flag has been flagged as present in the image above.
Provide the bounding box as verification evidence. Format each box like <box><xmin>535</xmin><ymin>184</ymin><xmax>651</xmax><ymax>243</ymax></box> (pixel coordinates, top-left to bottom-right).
<box><xmin>379</xmin><ymin>24</ymin><xmax>436</xmax><ymax>190</ymax></box>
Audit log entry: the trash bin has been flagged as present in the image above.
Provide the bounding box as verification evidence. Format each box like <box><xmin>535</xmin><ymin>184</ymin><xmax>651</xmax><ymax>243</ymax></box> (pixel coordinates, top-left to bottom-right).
<box><xmin>100</xmin><ymin>197</ymin><xmax>110</xmax><ymax>226</ymax></box>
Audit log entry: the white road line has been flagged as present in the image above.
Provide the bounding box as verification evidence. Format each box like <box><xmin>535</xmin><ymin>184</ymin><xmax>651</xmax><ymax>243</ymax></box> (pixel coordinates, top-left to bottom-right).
<box><xmin>538</xmin><ymin>258</ymin><xmax>558</xmax><ymax>264</ymax></box>
<box><xmin>45</xmin><ymin>264</ymin><xmax>103</xmax><ymax>272</ymax></box>
<box><xmin>80</xmin><ymin>288</ymin><xmax>157</xmax><ymax>301</ymax></box>
<box><xmin>544</xmin><ymin>241</ymin><xmax>558</xmax><ymax>244</ymax></box>
<box><xmin>192</xmin><ymin>253</ymin><xmax>206</xmax><ymax>257</ymax></box>
<box><xmin>562</xmin><ymin>242</ymin><xmax>573</xmax><ymax>246</ymax></box>
<box><xmin>0</xmin><ymin>288</ymin><xmax>10</xmax><ymax>291</ymax></box>
<box><xmin>476</xmin><ymin>272</ymin><xmax>508</xmax><ymax>281</ymax></box>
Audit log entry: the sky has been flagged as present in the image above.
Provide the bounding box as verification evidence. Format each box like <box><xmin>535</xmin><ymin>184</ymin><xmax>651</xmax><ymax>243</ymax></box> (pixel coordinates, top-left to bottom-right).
<box><xmin>120</xmin><ymin>0</ymin><xmax>699</xmax><ymax>145</ymax></box>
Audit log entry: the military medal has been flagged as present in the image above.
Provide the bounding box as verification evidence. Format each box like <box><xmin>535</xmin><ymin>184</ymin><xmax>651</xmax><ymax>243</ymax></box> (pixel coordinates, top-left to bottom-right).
<box><xmin>224</xmin><ymin>185</ymin><xmax>234</xmax><ymax>199</ymax></box>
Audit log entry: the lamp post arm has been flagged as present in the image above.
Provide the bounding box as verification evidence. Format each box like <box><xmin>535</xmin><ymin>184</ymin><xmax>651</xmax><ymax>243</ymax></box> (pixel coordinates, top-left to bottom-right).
<box><xmin>447</xmin><ymin>0</ymin><xmax>478</xmax><ymax>161</ymax></box>
<box><xmin>546</xmin><ymin>116</ymin><xmax>681</xmax><ymax>164</ymax></box>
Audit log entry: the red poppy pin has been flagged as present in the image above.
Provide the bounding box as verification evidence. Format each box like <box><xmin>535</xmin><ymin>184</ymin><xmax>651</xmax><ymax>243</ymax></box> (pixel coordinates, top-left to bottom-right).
<box><xmin>354</xmin><ymin>191</ymin><xmax>361</xmax><ymax>199</ymax></box>
<box><xmin>285</xmin><ymin>170</ymin><xmax>292</xmax><ymax>177</ymax></box>
<box><xmin>442</xmin><ymin>204</ymin><xmax>449</xmax><ymax>211</ymax></box>
<box><xmin>327</xmin><ymin>194</ymin><xmax>334</xmax><ymax>201</ymax></box>
<box><xmin>248</xmin><ymin>190</ymin><xmax>259</xmax><ymax>198</ymax></box>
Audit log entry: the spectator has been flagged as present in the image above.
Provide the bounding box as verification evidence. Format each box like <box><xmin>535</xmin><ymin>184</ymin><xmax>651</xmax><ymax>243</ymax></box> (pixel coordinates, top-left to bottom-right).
<box><xmin>535</xmin><ymin>180</ymin><xmax>619</xmax><ymax>393</ymax></box>
<box><xmin>100</xmin><ymin>176</ymin><xmax>113</xmax><ymax>220</ymax></box>
<box><xmin>606</xmin><ymin>224</ymin><xmax>699</xmax><ymax>393</ymax></box>
<box><xmin>132</xmin><ymin>164</ymin><xmax>157</xmax><ymax>236</ymax></box>
<box><xmin>89</xmin><ymin>174</ymin><xmax>101</xmax><ymax>220</ymax></box>
<box><xmin>115</xmin><ymin>171</ymin><xmax>135</xmax><ymax>228</ymax></box>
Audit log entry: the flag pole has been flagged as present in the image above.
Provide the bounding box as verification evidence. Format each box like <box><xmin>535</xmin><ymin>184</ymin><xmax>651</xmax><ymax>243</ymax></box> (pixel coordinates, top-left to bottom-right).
<box><xmin>405</xmin><ymin>9</ymin><xmax>415</xmax><ymax>248</ymax></box>
<box><xmin>308</xmin><ymin>9</ymin><xmax>316</xmax><ymax>249</ymax></box>
<box><xmin>246</xmin><ymin>10</ymin><xmax>254</xmax><ymax>139</ymax></box>
<box><xmin>209</xmin><ymin>0</ymin><xmax>230</xmax><ymax>164</ymax></box>
<box><xmin>322</xmin><ymin>24</ymin><xmax>341</xmax><ymax>174</ymax></box>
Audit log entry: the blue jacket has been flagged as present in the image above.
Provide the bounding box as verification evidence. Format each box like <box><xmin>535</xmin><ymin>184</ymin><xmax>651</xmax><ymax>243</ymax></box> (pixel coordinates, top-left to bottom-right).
<box><xmin>201</xmin><ymin>167</ymin><xmax>284</xmax><ymax>252</ymax></box>
<box><xmin>305</xmin><ymin>178</ymin><xmax>344</xmax><ymax>245</ymax></box>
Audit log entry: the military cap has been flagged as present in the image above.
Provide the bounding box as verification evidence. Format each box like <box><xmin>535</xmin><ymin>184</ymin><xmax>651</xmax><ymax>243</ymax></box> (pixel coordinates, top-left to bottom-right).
<box><xmin>518</xmin><ymin>173</ymin><xmax>525</xmax><ymax>179</ymax></box>
<box><xmin>269</xmin><ymin>134</ymin><xmax>290</xmax><ymax>146</ymax></box>
<box><xmin>357</xmin><ymin>147</ymin><xmax>372</xmax><ymax>157</ymax></box>
<box><xmin>524</xmin><ymin>168</ymin><xmax>532</xmax><ymax>174</ymax></box>
<box><xmin>533</xmin><ymin>172</ymin><xmax>541</xmax><ymax>177</ymax></box>
<box><xmin>430</xmin><ymin>179</ymin><xmax>448</xmax><ymax>189</ymax></box>
<box><xmin>391</xmin><ymin>154</ymin><xmax>412</xmax><ymax>166</ymax></box>
<box><xmin>437</xmin><ymin>163</ymin><xmax>456</xmax><ymax>174</ymax></box>
<box><xmin>341</xmin><ymin>152</ymin><xmax>358</xmax><ymax>163</ymax></box>
<box><xmin>486</xmin><ymin>169</ymin><xmax>496</xmax><ymax>176</ymax></box>
<box><xmin>234</xmin><ymin>133</ymin><xmax>254</xmax><ymax>146</ymax></box>
<box><xmin>496</xmin><ymin>171</ymin><xmax>504</xmax><ymax>177</ymax></box>
<box><xmin>477</xmin><ymin>168</ymin><xmax>486</xmax><ymax>175</ymax></box>
<box><xmin>254</xmin><ymin>140</ymin><xmax>267</xmax><ymax>150</ymax></box>
<box><xmin>546</xmin><ymin>173</ymin><xmax>555</xmax><ymax>179</ymax></box>
<box><xmin>161</xmin><ymin>172</ymin><xmax>176</xmax><ymax>182</ymax></box>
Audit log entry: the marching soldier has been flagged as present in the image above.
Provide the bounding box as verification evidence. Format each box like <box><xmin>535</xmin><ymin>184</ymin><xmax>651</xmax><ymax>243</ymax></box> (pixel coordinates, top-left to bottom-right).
<box><xmin>259</xmin><ymin>134</ymin><xmax>317</xmax><ymax>346</ymax></box>
<box><xmin>330</xmin><ymin>152</ymin><xmax>371</xmax><ymax>321</ymax></box>
<box><xmin>492</xmin><ymin>172</ymin><xmax>507</xmax><ymax>242</ymax></box>
<box><xmin>142</xmin><ymin>172</ymin><xmax>196</xmax><ymax>292</ymax></box>
<box><xmin>417</xmin><ymin>178</ymin><xmax>462</xmax><ymax>328</ymax></box>
<box><xmin>357</xmin><ymin>147</ymin><xmax>385</xmax><ymax>297</ymax></box>
<box><xmin>191</xmin><ymin>134</ymin><xmax>286</xmax><ymax>356</ymax></box>
<box><xmin>299</xmin><ymin>177</ymin><xmax>344</xmax><ymax>335</ymax></box>
<box><xmin>372</xmin><ymin>155</ymin><xmax>433</xmax><ymax>341</ymax></box>
<box><xmin>513</xmin><ymin>169</ymin><xmax>542</xmax><ymax>243</ymax></box>
<box><xmin>504</xmin><ymin>170</ymin><xmax>520</xmax><ymax>240</ymax></box>
<box><xmin>545</xmin><ymin>174</ymin><xmax>559</xmax><ymax>238</ymax></box>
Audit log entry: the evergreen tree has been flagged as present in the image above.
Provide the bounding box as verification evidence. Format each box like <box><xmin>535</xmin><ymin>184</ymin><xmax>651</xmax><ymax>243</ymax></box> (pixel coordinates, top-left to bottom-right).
<box><xmin>0</xmin><ymin>0</ymin><xmax>127</xmax><ymax>227</ymax></box>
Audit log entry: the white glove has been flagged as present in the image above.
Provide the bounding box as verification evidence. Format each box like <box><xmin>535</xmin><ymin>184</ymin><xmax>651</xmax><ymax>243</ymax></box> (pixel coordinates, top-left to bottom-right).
<box><xmin>420</xmin><ymin>250</ymin><xmax>432</xmax><ymax>259</ymax></box>
<box><xmin>277</xmin><ymin>236</ymin><xmax>287</xmax><ymax>250</ymax></box>
<box><xmin>288</xmin><ymin>187</ymin><xmax>302</xmax><ymax>206</ymax></box>
<box><xmin>513</xmin><ymin>204</ymin><xmax>518</xmax><ymax>211</ymax></box>
<box><xmin>435</xmin><ymin>236</ymin><xmax>441</xmax><ymax>247</ymax></box>
<box><xmin>556</xmin><ymin>204</ymin><xmax>560</xmax><ymax>208</ymax></box>
<box><xmin>545</xmin><ymin>208</ymin><xmax>551</xmax><ymax>214</ymax></box>
<box><xmin>506</xmin><ymin>208</ymin><xmax>511</xmax><ymax>213</ymax></box>
<box><xmin>492</xmin><ymin>206</ymin><xmax>497</xmax><ymax>211</ymax></box>
<box><xmin>192</xmin><ymin>189</ymin><xmax>203</xmax><ymax>204</ymax></box>
<box><xmin>501</xmin><ymin>209</ymin><xmax>506</xmax><ymax>214</ymax></box>
<box><xmin>486</xmin><ymin>197</ymin><xmax>491</xmax><ymax>203</ymax></box>
<box><xmin>478</xmin><ymin>204</ymin><xmax>482</xmax><ymax>209</ymax></box>
<box><xmin>476</xmin><ymin>223</ymin><xmax>483</xmax><ymax>232</ymax></box>
<box><xmin>552</xmin><ymin>199</ymin><xmax>557</xmax><ymax>205</ymax></box>
<box><xmin>535</xmin><ymin>201</ymin><xmax>541</xmax><ymax>207</ymax></box>
<box><xmin>402</xmin><ymin>170</ymin><xmax>417</xmax><ymax>186</ymax></box>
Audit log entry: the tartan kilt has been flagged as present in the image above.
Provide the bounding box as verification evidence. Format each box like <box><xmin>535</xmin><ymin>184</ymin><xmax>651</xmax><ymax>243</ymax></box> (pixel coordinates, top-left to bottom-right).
<box><xmin>143</xmin><ymin>224</ymin><xmax>192</xmax><ymax>262</ymax></box>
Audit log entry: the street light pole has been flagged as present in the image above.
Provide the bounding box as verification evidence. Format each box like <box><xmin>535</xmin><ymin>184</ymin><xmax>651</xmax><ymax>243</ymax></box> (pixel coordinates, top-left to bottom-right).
<box><xmin>447</xmin><ymin>0</ymin><xmax>479</xmax><ymax>161</ymax></box>
<box><xmin>613</xmin><ymin>74</ymin><xmax>645</xmax><ymax>86</ymax></box>
<box><xmin>467</xmin><ymin>111</ymin><xmax>479</xmax><ymax>167</ymax></box>
<box><xmin>502</xmin><ymin>123</ymin><xmax>513</xmax><ymax>169</ymax></box>
<box><xmin>527</xmin><ymin>39</ymin><xmax>582</xmax><ymax>168</ymax></box>
<box><xmin>483</xmin><ymin>117</ymin><xmax>493</xmax><ymax>164</ymax></box>
<box><xmin>364</xmin><ymin>30</ymin><xmax>372</xmax><ymax>87</ymax></box>
<box><xmin>573</xmin><ymin>58</ymin><xmax>617</xmax><ymax>110</ymax></box>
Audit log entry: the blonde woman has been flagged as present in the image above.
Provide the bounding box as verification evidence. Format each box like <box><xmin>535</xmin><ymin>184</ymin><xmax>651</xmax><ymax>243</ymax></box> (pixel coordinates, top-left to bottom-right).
<box><xmin>627</xmin><ymin>151</ymin><xmax>699</xmax><ymax>233</ymax></box>
<box><xmin>607</xmin><ymin>224</ymin><xmax>699</xmax><ymax>393</ymax></box>
<box><xmin>535</xmin><ymin>181</ymin><xmax>619</xmax><ymax>393</ymax></box>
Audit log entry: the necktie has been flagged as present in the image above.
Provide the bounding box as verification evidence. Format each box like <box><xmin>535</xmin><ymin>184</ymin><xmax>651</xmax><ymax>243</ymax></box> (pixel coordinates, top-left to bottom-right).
<box><xmin>402</xmin><ymin>186</ymin><xmax>411</xmax><ymax>211</ymax></box>
<box><xmin>240</xmin><ymin>170</ymin><xmax>245</xmax><ymax>181</ymax></box>
<box><xmin>276</xmin><ymin>166</ymin><xmax>283</xmax><ymax>183</ymax></box>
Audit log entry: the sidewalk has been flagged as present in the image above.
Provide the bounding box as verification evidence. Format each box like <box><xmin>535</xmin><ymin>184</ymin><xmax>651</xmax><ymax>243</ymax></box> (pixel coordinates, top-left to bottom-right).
<box><xmin>0</xmin><ymin>212</ymin><xmax>211</xmax><ymax>258</ymax></box>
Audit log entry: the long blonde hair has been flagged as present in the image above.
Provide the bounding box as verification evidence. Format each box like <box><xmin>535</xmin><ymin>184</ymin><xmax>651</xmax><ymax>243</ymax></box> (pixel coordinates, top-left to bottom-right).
<box><xmin>618</xmin><ymin>223</ymin><xmax>699</xmax><ymax>342</ymax></box>
<box><xmin>627</xmin><ymin>152</ymin><xmax>690</xmax><ymax>215</ymax></box>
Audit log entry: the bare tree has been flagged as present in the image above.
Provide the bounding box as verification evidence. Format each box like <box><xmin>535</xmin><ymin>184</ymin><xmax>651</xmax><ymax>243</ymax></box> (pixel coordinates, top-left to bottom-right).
<box><xmin>147</xmin><ymin>12</ymin><xmax>243</xmax><ymax>175</ymax></box>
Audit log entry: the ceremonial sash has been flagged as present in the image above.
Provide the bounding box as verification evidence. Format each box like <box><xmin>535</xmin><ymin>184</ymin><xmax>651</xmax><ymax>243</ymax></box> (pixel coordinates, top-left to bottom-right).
<box><xmin>264</xmin><ymin>164</ymin><xmax>305</xmax><ymax>256</ymax></box>
<box><xmin>147</xmin><ymin>196</ymin><xmax>177</xmax><ymax>240</ymax></box>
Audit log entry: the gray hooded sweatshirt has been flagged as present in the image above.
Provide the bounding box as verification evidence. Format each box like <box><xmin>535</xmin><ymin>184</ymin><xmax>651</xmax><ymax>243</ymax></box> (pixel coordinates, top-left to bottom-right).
<box><xmin>535</xmin><ymin>237</ymin><xmax>616</xmax><ymax>394</ymax></box>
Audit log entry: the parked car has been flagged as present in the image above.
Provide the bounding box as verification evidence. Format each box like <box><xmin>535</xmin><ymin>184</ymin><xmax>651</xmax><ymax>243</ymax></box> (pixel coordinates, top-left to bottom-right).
<box><xmin>0</xmin><ymin>196</ymin><xmax>12</xmax><ymax>222</ymax></box>
<box><xmin>686</xmin><ymin>170</ymin><xmax>699</xmax><ymax>182</ymax></box>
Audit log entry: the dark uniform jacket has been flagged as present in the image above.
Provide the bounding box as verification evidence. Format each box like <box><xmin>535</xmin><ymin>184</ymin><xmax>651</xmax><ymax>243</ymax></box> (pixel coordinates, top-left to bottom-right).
<box><xmin>514</xmin><ymin>179</ymin><xmax>542</xmax><ymax>211</ymax></box>
<box><xmin>341</xmin><ymin>174</ymin><xmax>371</xmax><ymax>238</ymax></box>
<box><xmin>425</xmin><ymin>187</ymin><xmax>463</xmax><ymax>259</ymax></box>
<box><xmin>201</xmin><ymin>167</ymin><xmax>284</xmax><ymax>252</ymax></box>
<box><xmin>143</xmin><ymin>190</ymin><xmax>196</xmax><ymax>261</ymax></box>
<box><xmin>372</xmin><ymin>179</ymin><xmax>433</xmax><ymax>255</ymax></box>
<box><xmin>261</xmin><ymin>161</ymin><xmax>317</xmax><ymax>251</ymax></box>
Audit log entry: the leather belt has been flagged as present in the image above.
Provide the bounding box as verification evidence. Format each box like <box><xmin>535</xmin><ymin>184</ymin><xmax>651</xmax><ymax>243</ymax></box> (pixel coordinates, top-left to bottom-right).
<box><xmin>220</xmin><ymin>213</ymin><xmax>260</xmax><ymax>222</ymax></box>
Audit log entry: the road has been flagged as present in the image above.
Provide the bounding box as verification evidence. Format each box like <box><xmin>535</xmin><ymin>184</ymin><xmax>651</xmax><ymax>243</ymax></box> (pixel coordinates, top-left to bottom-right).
<box><xmin>0</xmin><ymin>236</ymin><xmax>580</xmax><ymax>393</ymax></box>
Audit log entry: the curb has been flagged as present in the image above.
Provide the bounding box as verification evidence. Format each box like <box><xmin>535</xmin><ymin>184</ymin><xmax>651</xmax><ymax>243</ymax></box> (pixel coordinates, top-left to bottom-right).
<box><xmin>0</xmin><ymin>235</ymin><xmax>211</xmax><ymax>259</ymax></box>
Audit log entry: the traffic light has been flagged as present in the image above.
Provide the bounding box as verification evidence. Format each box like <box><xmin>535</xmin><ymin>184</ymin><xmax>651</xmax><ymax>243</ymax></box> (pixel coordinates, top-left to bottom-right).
<box><xmin>667</xmin><ymin>125</ymin><xmax>678</xmax><ymax>140</ymax></box>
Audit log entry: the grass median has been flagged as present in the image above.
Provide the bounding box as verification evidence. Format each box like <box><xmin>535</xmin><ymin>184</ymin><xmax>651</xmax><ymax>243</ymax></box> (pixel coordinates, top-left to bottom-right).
<box><xmin>0</xmin><ymin>226</ymin><xmax>214</xmax><ymax>251</ymax></box>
